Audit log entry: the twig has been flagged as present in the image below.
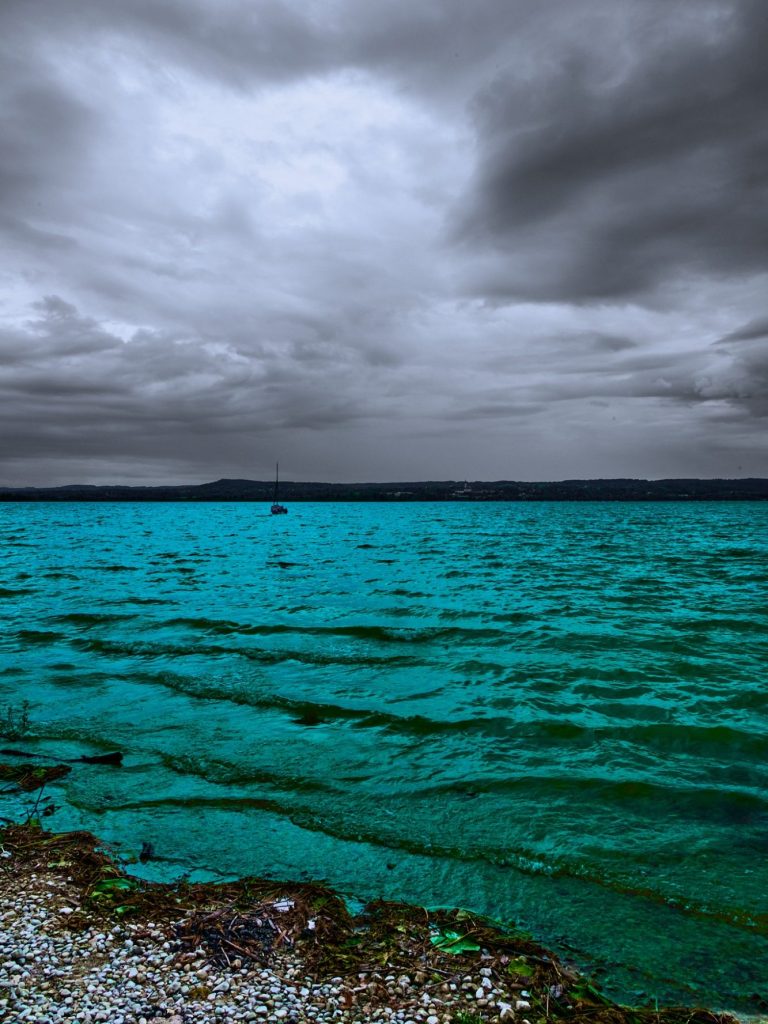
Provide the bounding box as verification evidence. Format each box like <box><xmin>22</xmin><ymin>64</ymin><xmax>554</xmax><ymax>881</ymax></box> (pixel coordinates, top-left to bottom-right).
<box><xmin>25</xmin><ymin>781</ymin><xmax>47</xmax><ymax>824</ymax></box>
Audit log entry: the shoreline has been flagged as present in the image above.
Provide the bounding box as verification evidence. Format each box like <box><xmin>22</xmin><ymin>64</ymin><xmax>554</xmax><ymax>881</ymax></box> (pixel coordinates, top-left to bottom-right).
<box><xmin>0</xmin><ymin>822</ymin><xmax>744</xmax><ymax>1024</ymax></box>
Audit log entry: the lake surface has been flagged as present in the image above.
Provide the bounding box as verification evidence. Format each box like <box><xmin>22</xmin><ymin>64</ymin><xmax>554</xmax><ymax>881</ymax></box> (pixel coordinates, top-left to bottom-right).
<box><xmin>1</xmin><ymin>501</ymin><xmax>767</xmax><ymax>1011</ymax></box>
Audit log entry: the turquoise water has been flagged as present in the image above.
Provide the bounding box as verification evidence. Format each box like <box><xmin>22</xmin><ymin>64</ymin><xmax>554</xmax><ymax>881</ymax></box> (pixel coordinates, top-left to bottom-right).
<box><xmin>1</xmin><ymin>501</ymin><xmax>767</xmax><ymax>1011</ymax></box>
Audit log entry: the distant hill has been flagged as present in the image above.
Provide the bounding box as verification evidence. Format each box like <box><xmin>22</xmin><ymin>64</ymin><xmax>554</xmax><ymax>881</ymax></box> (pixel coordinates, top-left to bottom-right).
<box><xmin>0</xmin><ymin>478</ymin><xmax>766</xmax><ymax>501</ymax></box>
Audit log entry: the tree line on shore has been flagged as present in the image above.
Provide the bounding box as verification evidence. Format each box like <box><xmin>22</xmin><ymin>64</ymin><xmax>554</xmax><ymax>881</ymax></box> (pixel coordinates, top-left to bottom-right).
<box><xmin>1</xmin><ymin>477</ymin><xmax>767</xmax><ymax>501</ymax></box>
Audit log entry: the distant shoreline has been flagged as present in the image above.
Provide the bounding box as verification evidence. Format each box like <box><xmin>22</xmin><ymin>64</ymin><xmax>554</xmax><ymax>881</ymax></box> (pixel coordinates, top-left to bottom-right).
<box><xmin>1</xmin><ymin>477</ymin><xmax>767</xmax><ymax>502</ymax></box>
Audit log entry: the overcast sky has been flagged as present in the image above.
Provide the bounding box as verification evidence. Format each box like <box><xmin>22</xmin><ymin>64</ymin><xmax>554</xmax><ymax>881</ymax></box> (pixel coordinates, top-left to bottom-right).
<box><xmin>1</xmin><ymin>0</ymin><xmax>766</xmax><ymax>484</ymax></box>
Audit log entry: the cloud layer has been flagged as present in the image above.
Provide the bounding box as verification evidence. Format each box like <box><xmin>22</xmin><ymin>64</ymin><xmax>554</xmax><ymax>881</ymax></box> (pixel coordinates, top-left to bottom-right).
<box><xmin>1</xmin><ymin>0</ymin><xmax>766</xmax><ymax>483</ymax></box>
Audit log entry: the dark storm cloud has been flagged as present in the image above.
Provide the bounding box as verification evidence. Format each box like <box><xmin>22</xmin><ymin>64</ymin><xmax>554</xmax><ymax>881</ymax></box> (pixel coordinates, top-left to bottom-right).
<box><xmin>0</xmin><ymin>298</ymin><xmax>119</xmax><ymax>366</ymax></box>
<box><xmin>716</xmin><ymin>316</ymin><xmax>768</xmax><ymax>343</ymax></box>
<box><xmin>457</xmin><ymin>0</ymin><xmax>768</xmax><ymax>301</ymax></box>
<box><xmin>708</xmin><ymin>334</ymin><xmax>768</xmax><ymax>417</ymax></box>
<box><xmin>0</xmin><ymin>75</ymin><xmax>95</xmax><ymax>201</ymax></box>
<box><xmin>709</xmin><ymin>314</ymin><xmax>768</xmax><ymax>416</ymax></box>
<box><xmin>0</xmin><ymin>214</ymin><xmax>77</xmax><ymax>254</ymax></box>
<box><xmin>540</xmin><ymin>335</ymin><xmax>768</xmax><ymax>420</ymax></box>
<box><xmin>0</xmin><ymin>0</ymin><xmax>539</xmax><ymax>95</ymax></box>
<box><xmin>1</xmin><ymin>0</ymin><xmax>766</xmax><ymax>483</ymax></box>
<box><xmin>0</xmin><ymin>27</ymin><xmax>96</xmax><ymax>285</ymax></box>
<box><xmin>573</xmin><ymin>333</ymin><xmax>639</xmax><ymax>353</ymax></box>
<box><xmin>0</xmin><ymin>0</ymin><xmax>325</xmax><ymax>87</ymax></box>
<box><xmin>0</xmin><ymin>296</ymin><xmax>374</xmax><ymax>478</ymax></box>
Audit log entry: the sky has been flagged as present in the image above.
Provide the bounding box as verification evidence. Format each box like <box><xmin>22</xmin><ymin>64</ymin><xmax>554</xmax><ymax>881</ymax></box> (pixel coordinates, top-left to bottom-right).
<box><xmin>1</xmin><ymin>0</ymin><xmax>767</xmax><ymax>485</ymax></box>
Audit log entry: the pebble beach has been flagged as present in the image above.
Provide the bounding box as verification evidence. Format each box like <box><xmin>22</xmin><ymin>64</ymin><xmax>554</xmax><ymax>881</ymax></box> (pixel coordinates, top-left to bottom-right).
<box><xmin>0</xmin><ymin>888</ymin><xmax>468</xmax><ymax>1024</ymax></box>
<box><xmin>0</xmin><ymin>823</ymin><xmax>741</xmax><ymax>1024</ymax></box>
<box><xmin>0</xmin><ymin>876</ymin><xmax>504</xmax><ymax>1024</ymax></box>
<box><xmin>0</xmin><ymin>844</ymin><xmax>542</xmax><ymax>1024</ymax></box>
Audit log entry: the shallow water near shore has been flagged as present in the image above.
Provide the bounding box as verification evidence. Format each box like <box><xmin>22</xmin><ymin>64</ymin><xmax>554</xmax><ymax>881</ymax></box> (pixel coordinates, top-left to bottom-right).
<box><xmin>1</xmin><ymin>500</ymin><xmax>767</xmax><ymax>1011</ymax></box>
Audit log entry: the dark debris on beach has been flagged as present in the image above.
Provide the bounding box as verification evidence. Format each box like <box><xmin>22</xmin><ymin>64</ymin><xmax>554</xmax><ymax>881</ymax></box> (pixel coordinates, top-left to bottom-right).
<box><xmin>0</xmin><ymin>822</ymin><xmax>743</xmax><ymax>1024</ymax></box>
<box><xmin>0</xmin><ymin>762</ymin><xmax>71</xmax><ymax>793</ymax></box>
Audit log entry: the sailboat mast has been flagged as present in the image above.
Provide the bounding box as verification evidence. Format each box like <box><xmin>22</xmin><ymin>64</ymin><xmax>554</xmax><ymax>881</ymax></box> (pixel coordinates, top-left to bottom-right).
<box><xmin>273</xmin><ymin>462</ymin><xmax>279</xmax><ymax>503</ymax></box>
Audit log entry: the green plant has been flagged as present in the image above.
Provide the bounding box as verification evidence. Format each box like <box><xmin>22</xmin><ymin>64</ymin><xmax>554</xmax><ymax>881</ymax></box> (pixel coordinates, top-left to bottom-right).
<box><xmin>430</xmin><ymin>929</ymin><xmax>481</xmax><ymax>954</ymax></box>
<box><xmin>453</xmin><ymin>1013</ymin><xmax>485</xmax><ymax>1024</ymax></box>
<box><xmin>2</xmin><ymin>699</ymin><xmax>31</xmax><ymax>739</ymax></box>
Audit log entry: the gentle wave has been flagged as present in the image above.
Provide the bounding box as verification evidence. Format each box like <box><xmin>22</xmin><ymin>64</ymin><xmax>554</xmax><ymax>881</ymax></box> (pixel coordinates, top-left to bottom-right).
<box><xmin>67</xmin><ymin>636</ymin><xmax>425</xmax><ymax>668</ymax></box>
<box><xmin>417</xmin><ymin>774</ymin><xmax>768</xmax><ymax>822</ymax></box>
<box><xmin>67</xmin><ymin>784</ymin><xmax>767</xmax><ymax>937</ymax></box>
<box><xmin>119</xmin><ymin>669</ymin><xmax>768</xmax><ymax>755</ymax></box>
<box><xmin>51</xmin><ymin>612</ymin><xmax>138</xmax><ymax>627</ymax></box>
<box><xmin>160</xmin><ymin>616</ymin><xmax>509</xmax><ymax>643</ymax></box>
<box><xmin>160</xmin><ymin>754</ymin><xmax>338</xmax><ymax>794</ymax></box>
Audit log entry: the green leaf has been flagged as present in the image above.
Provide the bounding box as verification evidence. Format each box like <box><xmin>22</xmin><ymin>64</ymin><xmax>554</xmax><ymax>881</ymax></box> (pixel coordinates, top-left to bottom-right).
<box><xmin>430</xmin><ymin>930</ymin><xmax>481</xmax><ymax>954</ymax></box>
<box><xmin>570</xmin><ymin>981</ymin><xmax>610</xmax><ymax>1005</ymax></box>
<box><xmin>507</xmin><ymin>957</ymin><xmax>534</xmax><ymax>978</ymax></box>
<box><xmin>90</xmin><ymin>877</ymin><xmax>138</xmax><ymax>899</ymax></box>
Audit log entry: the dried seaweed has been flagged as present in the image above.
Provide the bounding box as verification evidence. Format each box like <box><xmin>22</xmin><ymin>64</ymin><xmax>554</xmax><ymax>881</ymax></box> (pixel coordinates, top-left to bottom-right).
<box><xmin>174</xmin><ymin>882</ymin><xmax>353</xmax><ymax>968</ymax></box>
<box><xmin>0</xmin><ymin>823</ymin><xmax>743</xmax><ymax>1024</ymax></box>
<box><xmin>0</xmin><ymin>762</ymin><xmax>71</xmax><ymax>792</ymax></box>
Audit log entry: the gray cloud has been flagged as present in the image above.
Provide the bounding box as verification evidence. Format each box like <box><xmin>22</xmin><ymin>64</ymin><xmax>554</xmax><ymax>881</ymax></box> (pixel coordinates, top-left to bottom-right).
<box><xmin>0</xmin><ymin>0</ymin><xmax>766</xmax><ymax>483</ymax></box>
<box><xmin>716</xmin><ymin>316</ymin><xmax>768</xmax><ymax>344</ymax></box>
<box><xmin>456</xmin><ymin>0</ymin><xmax>768</xmax><ymax>301</ymax></box>
<box><xmin>0</xmin><ymin>0</ymin><xmax>325</xmax><ymax>88</ymax></box>
<box><xmin>0</xmin><ymin>294</ymin><xmax>386</xmax><ymax>480</ymax></box>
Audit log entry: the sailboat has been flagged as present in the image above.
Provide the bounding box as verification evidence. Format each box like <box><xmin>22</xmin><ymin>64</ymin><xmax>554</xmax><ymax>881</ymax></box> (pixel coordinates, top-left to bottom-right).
<box><xmin>270</xmin><ymin>462</ymin><xmax>288</xmax><ymax>514</ymax></box>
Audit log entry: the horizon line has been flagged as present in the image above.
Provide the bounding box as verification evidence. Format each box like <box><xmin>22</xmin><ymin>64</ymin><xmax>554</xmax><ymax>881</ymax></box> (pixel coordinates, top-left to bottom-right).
<box><xmin>2</xmin><ymin>475</ymin><xmax>767</xmax><ymax>490</ymax></box>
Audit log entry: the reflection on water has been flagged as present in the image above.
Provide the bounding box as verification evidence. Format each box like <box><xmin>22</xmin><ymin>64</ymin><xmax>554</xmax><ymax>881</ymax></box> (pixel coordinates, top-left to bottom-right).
<box><xmin>1</xmin><ymin>500</ymin><xmax>767</xmax><ymax>1010</ymax></box>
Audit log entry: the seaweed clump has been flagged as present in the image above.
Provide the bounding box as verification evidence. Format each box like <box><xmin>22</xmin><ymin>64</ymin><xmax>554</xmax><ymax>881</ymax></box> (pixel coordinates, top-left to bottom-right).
<box><xmin>0</xmin><ymin>762</ymin><xmax>71</xmax><ymax>792</ymax></box>
<box><xmin>174</xmin><ymin>882</ymin><xmax>351</xmax><ymax>969</ymax></box>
